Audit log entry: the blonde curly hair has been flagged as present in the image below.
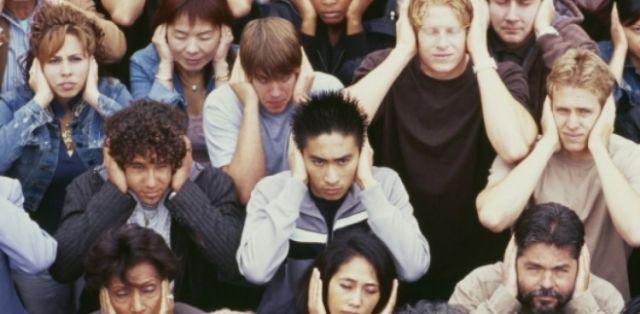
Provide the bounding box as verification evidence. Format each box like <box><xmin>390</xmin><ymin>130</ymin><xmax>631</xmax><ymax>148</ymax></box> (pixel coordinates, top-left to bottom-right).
<box><xmin>28</xmin><ymin>4</ymin><xmax>105</xmax><ymax>63</ymax></box>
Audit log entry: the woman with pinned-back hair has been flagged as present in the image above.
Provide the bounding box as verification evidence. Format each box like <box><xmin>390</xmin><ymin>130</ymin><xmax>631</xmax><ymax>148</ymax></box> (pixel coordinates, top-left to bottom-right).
<box><xmin>0</xmin><ymin>3</ymin><xmax>131</xmax><ymax>313</ymax></box>
<box><xmin>599</xmin><ymin>0</ymin><xmax>640</xmax><ymax>142</ymax></box>
<box><xmin>130</xmin><ymin>0</ymin><xmax>235</xmax><ymax>164</ymax></box>
<box><xmin>297</xmin><ymin>233</ymin><xmax>398</xmax><ymax>314</ymax></box>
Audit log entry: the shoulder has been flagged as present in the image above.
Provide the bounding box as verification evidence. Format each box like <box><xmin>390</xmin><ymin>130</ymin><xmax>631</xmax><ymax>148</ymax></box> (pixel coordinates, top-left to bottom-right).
<box><xmin>204</xmin><ymin>85</ymin><xmax>242</xmax><ymax>122</ymax></box>
<box><xmin>588</xmin><ymin>273</ymin><xmax>625</xmax><ymax>311</ymax></box>
<box><xmin>130</xmin><ymin>44</ymin><xmax>159</xmax><ymax>66</ymax></box>
<box><xmin>310</xmin><ymin>72</ymin><xmax>344</xmax><ymax>93</ymax></box>
<box><xmin>97</xmin><ymin>77</ymin><xmax>128</xmax><ymax>94</ymax></box>
<box><xmin>372</xmin><ymin>167</ymin><xmax>401</xmax><ymax>185</ymax></box>
<box><xmin>0</xmin><ymin>84</ymin><xmax>34</xmax><ymax>110</ymax></box>
<box><xmin>253</xmin><ymin>171</ymin><xmax>294</xmax><ymax>195</ymax></box>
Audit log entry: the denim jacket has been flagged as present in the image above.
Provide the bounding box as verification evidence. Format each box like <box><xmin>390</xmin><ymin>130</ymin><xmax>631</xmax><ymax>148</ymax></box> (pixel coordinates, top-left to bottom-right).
<box><xmin>129</xmin><ymin>43</ymin><xmax>215</xmax><ymax>110</ymax></box>
<box><xmin>0</xmin><ymin>78</ymin><xmax>131</xmax><ymax>211</ymax></box>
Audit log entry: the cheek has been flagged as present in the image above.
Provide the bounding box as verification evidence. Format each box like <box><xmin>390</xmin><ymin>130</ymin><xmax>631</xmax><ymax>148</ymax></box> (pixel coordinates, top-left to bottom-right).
<box><xmin>326</xmin><ymin>281</ymin><xmax>346</xmax><ymax>311</ymax></box>
<box><xmin>362</xmin><ymin>293</ymin><xmax>380</xmax><ymax>312</ymax></box>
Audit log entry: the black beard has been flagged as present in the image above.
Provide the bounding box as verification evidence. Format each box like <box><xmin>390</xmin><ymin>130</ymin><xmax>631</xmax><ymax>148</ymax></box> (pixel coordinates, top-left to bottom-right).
<box><xmin>518</xmin><ymin>288</ymin><xmax>572</xmax><ymax>314</ymax></box>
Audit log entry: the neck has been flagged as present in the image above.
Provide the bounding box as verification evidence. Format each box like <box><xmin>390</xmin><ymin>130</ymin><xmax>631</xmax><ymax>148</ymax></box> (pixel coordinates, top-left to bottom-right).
<box><xmin>327</xmin><ymin>24</ymin><xmax>343</xmax><ymax>47</ymax></box>
<box><xmin>6</xmin><ymin>0</ymin><xmax>37</xmax><ymax>20</ymax></box>
<box><xmin>176</xmin><ymin>66</ymin><xmax>204</xmax><ymax>81</ymax></box>
<box><xmin>630</xmin><ymin>53</ymin><xmax>640</xmax><ymax>73</ymax></box>
<box><xmin>561</xmin><ymin>149</ymin><xmax>593</xmax><ymax>161</ymax></box>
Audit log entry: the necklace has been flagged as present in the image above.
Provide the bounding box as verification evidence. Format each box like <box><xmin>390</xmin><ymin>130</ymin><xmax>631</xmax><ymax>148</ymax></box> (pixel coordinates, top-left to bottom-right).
<box><xmin>178</xmin><ymin>72</ymin><xmax>203</xmax><ymax>93</ymax></box>
<box><xmin>59</xmin><ymin>115</ymin><xmax>74</xmax><ymax>155</ymax></box>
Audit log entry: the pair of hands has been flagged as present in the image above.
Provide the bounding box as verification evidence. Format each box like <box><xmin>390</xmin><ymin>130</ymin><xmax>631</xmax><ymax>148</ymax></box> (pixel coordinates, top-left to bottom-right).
<box><xmin>28</xmin><ymin>57</ymin><xmax>101</xmax><ymax>109</ymax></box>
<box><xmin>152</xmin><ymin>23</ymin><xmax>234</xmax><ymax>71</ymax></box>
<box><xmin>103</xmin><ymin>136</ymin><xmax>193</xmax><ymax>194</ymax></box>
<box><xmin>287</xmin><ymin>135</ymin><xmax>377</xmax><ymax>190</ymax></box>
<box><xmin>501</xmin><ymin>237</ymin><xmax>591</xmax><ymax>299</ymax></box>
<box><xmin>307</xmin><ymin>268</ymin><xmax>398</xmax><ymax>314</ymax></box>
<box><xmin>292</xmin><ymin>0</ymin><xmax>374</xmax><ymax>23</ymax></box>
<box><xmin>100</xmin><ymin>280</ymin><xmax>174</xmax><ymax>314</ymax></box>
<box><xmin>539</xmin><ymin>96</ymin><xmax>615</xmax><ymax>153</ymax></box>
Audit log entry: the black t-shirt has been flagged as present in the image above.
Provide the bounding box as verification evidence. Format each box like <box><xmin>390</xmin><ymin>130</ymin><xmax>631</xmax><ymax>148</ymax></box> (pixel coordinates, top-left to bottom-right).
<box><xmin>355</xmin><ymin>49</ymin><xmax>530</xmax><ymax>295</ymax></box>
<box><xmin>310</xmin><ymin>192</ymin><xmax>346</xmax><ymax>239</ymax></box>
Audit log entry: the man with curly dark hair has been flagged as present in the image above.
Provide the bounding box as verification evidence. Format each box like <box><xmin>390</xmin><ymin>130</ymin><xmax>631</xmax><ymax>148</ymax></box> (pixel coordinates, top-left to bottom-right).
<box><xmin>49</xmin><ymin>100</ymin><xmax>247</xmax><ymax>312</ymax></box>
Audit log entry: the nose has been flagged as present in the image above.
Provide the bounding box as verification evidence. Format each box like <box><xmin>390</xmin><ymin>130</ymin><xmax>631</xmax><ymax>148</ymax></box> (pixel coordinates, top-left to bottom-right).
<box><xmin>435</xmin><ymin>33</ymin><xmax>448</xmax><ymax>49</ymax></box>
<box><xmin>540</xmin><ymin>271</ymin><xmax>554</xmax><ymax>289</ymax></box>
<box><xmin>61</xmin><ymin>60</ymin><xmax>72</xmax><ymax>76</ymax></box>
<box><xmin>347</xmin><ymin>290</ymin><xmax>363</xmax><ymax>308</ymax></box>
<box><xmin>268</xmin><ymin>82</ymin><xmax>284</xmax><ymax>98</ymax></box>
<box><xmin>131</xmin><ymin>291</ymin><xmax>145</xmax><ymax>313</ymax></box>
<box><xmin>566</xmin><ymin>112</ymin><xmax>579</xmax><ymax>129</ymax></box>
<box><xmin>505</xmin><ymin>2</ymin><xmax>519</xmax><ymax>22</ymax></box>
<box><xmin>185</xmin><ymin>37</ymin><xmax>199</xmax><ymax>54</ymax></box>
<box><xmin>145</xmin><ymin>170</ymin><xmax>159</xmax><ymax>188</ymax></box>
<box><xmin>324</xmin><ymin>165</ymin><xmax>339</xmax><ymax>186</ymax></box>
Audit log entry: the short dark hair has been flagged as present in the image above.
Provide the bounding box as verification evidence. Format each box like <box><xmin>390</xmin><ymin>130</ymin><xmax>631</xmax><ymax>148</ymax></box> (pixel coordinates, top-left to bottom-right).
<box><xmin>84</xmin><ymin>224</ymin><xmax>178</xmax><ymax>291</ymax></box>
<box><xmin>513</xmin><ymin>203</ymin><xmax>585</xmax><ymax>259</ymax></box>
<box><xmin>296</xmin><ymin>233</ymin><xmax>396</xmax><ymax>314</ymax></box>
<box><xmin>292</xmin><ymin>91</ymin><xmax>368</xmax><ymax>151</ymax></box>
<box><xmin>617</xmin><ymin>0</ymin><xmax>640</xmax><ymax>27</ymax></box>
<box><xmin>105</xmin><ymin>100</ymin><xmax>187</xmax><ymax>170</ymax></box>
<box><xmin>152</xmin><ymin>0</ymin><xmax>233</xmax><ymax>31</ymax></box>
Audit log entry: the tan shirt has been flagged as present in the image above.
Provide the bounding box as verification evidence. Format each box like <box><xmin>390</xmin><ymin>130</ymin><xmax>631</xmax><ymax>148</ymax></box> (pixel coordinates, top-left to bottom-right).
<box><xmin>488</xmin><ymin>135</ymin><xmax>640</xmax><ymax>299</ymax></box>
<box><xmin>449</xmin><ymin>262</ymin><xmax>625</xmax><ymax>314</ymax></box>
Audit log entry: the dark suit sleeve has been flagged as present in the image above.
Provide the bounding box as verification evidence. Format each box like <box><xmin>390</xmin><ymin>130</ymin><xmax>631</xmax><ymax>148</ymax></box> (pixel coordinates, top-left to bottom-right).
<box><xmin>165</xmin><ymin>167</ymin><xmax>245</xmax><ymax>279</ymax></box>
<box><xmin>50</xmin><ymin>170</ymin><xmax>135</xmax><ymax>282</ymax></box>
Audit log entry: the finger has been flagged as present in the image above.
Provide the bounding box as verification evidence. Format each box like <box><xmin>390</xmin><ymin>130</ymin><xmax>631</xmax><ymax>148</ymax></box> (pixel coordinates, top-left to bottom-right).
<box><xmin>308</xmin><ymin>268</ymin><xmax>320</xmax><ymax>310</ymax></box>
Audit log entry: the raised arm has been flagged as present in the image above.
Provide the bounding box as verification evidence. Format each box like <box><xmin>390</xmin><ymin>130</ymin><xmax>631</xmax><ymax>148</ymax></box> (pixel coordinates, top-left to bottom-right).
<box><xmin>468</xmin><ymin>0</ymin><xmax>537</xmax><ymax>163</ymax></box>
<box><xmin>354</xmin><ymin>142</ymin><xmax>429</xmax><ymax>280</ymax></box>
<box><xmin>588</xmin><ymin>98</ymin><xmax>640</xmax><ymax>247</ymax></box>
<box><xmin>476</xmin><ymin>99</ymin><xmax>558</xmax><ymax>232</ymax></box>
<box><xmin>0</xmin><ymin>182</ymin><xmax>57</xmax><ymax>273</ymax></box>
<box><xmin>101</xmin><ymin>0</ymin><xmax>146</xmax><ymax>27</ymax></box>
<box><xmin>66</xmin><ymin>0</ymin><xmax>127</xmax><ymax>62</ymax></box>
<box><xmin>236</xmin><ymin>144</ymin><xmax>307</xmax><ymax>284</ymax></box>
<box><xmin>343</xmin><ymin>0</ymin><xmax>415</xmax><ymax>122</ymax></box>
<box><xmin>607</xmin><ymin>4</ymin><xmax>627</xmax><ymax>85</ymax></box>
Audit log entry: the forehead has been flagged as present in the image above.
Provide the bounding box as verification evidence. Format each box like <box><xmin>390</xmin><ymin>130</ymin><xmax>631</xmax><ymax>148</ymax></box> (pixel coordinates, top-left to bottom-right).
<box><xmin>552</xmin><ymin>86</ymin><xmax>601</xmax><ymax>110</ymax></box>
<box><xmin>303</xmin><ymin>133</ymin><xmax>358</xmax><ymax>158</ymax></box>
<box><xmin>421</xmin><ymin>5</ymin><xmax>463</xmax><ymax>28</ymax></box>
<box><xmin>333</xmin><ymin>256</ymin><xmax>379</xmax><ymax>284</ymax></box>
<box><xmin>517</xmin><ymin>243</ymin><xmax>576</xmax><ymax>268</ymax></box>
<box><xmin>109</xmin><ymin>262</ymin><xmax>160</xmax><ymax>287</ymax></box>
<box><xmin>490</xmin><ymin>0</ymin><xmax>541</xmax><ymax>5</ymax></box>
<box><xmin>170</xmin><ymin>14</ymin><xmax>217</xmax><ymax>32</ymax></box>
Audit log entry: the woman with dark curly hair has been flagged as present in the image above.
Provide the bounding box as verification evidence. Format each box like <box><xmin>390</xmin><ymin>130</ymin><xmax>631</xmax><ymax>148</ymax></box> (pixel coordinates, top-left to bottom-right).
<box><xmin>85</xmin><ymin>224</ymin><xmax>205</xmax><ymax>314</ymax></box>
<box><xmin>50</xmin><ymin>100</ymin><xmax>247</xmax><ymax>312</ymax></box>
<box><xmin>0</xmin><ymin>3</ymin><xmax>131</xmax><ymax>313</ymax></box>
<box><xmin>130</xmin><ymin>0</ymin><xmax>235</xmax><ymax>164</ymax></box>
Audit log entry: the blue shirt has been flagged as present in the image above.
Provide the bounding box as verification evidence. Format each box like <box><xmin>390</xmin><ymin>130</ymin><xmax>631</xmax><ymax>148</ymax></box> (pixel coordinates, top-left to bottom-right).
<box><xmin>599</xmin><ymin>41</ymin><xmax>640</xmax><ymax>108</ymax></box>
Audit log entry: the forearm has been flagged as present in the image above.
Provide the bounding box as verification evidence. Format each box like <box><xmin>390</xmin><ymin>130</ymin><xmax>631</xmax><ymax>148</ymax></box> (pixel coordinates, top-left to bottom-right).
<box><xmin>477</xmin><ymin>138</ymin><xmax>555</xmax><ymax>232</ymax></box>
<box><xmin>608</xmin><ymin>46</ymin><xmax>627</xmax><ymax>85</ymax></box>
<box><xmin>225</xmin><ymin>104</ymin><xmax>265</xmax><ymax>204</ymax></box>
<box><xmin>92</xmin><ymin>94</ymin><xmax>129</xmax><ymax>117</ymax></box>
<box><xmin>344</xmin><ymin>48</ymin><xmax>412</xmax><ymax>122</ymax></box>
<box><xmin>361</xmin><ymin>184</ymin><xmax>430</xmax><ymax>281</ymax></box>
<box><xmin>237</xmin><ymin>178</ymin><xmax>305</xmax><ymax>284</ymax></box>
<box><xmin>475</xmin><ymin>58</ymin><xmax>537</xmax><ymax>162</ymax></box>
<box><xmin>214</xmin><ymin>61</ymin><xmax>230</xmax><ymax>87</ymax></box>
<box><xmin>0</xmin><ymin>197</ymin><xmax>57</xmax><ymax>273</ymax></box>
<box><xmin>101</xmin><ymin>0</ymin><xmax>146</xmax><ymax>26</ymax></box>
<box><xmin>592</xmin><ymin>144</ymin><xmax>640</xmax><ymax>246</ymax></box>
<box><xmin>166</xmin><ymin>178</ymin><xmax>244</xmax><ymax>276</ymax></box>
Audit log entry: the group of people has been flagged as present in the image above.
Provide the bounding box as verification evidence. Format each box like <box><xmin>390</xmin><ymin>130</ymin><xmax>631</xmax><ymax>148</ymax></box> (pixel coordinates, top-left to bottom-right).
<box><xmin>0</xmin><ymin>0</ymin><xmax>639</xmax><ymax>313</ymax></box>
